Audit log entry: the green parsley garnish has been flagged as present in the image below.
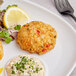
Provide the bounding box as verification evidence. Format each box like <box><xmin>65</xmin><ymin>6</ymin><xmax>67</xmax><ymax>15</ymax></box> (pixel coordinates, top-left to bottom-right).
<box><xmin>12</xmin><ymin>70</ymin><xmax>15</xmax><ymax>74</ymax></box>
<box><xmin>29</xmin><ymin>73</ymin><xmax>31</xmax><ymax>76</ymax></box>
<box><xmin>2</xmin><ymin>9</ymin><xmax>6</xmax><ymax>12</ymax></box>
<box><xmin>1</xmin><ymin>31</ymin><xmax>10</xmax><ymax>38</ymax></box>
<box><xmin>20</xmin><ymin>69</ymin><xmax>24</xmax><ymax>73</ymax></box>
<box><xmin>14</xmin><ymin>25</ymin><xmax>21</xmax><ymax>30</ymax></box>
<box><xmin>36</xmin><ymin>67</ymin><xmax>39</xmax><ymax>73</ymax></box>
<box><xmin>14</xmin><ymin>56</ymin><xmax>28</xmax><ymax>71</ymax></box>
<box><xmin>5</xmin><ymin>37</ymin><xmax>12</xmax><ymax>43</ymax></box>
<box><xmin>0</xmin><ymin>31</ymin><xmax>12</xmax><ymax>43</ymax></box>
<box><xmin>40</xmin><ymin>68</ymin><xmax>43</xmax><ymax>70</ymax></box>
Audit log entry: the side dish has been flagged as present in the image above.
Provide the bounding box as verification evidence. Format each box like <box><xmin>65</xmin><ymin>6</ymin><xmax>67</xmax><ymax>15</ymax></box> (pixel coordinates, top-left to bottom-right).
<box><xmin>17</xmin><ymin>21</ymin><xmax>57</xmax><ymax>55</ymax></box>
<box><xmin>0</xmin><ymin>5</ymin><xmax>30</xmax><ymax>43</ymax></box>
<box><xmin>6</xmin><ymin>55</ymin><xmax>45</xmax><ymax>76</ymax></box>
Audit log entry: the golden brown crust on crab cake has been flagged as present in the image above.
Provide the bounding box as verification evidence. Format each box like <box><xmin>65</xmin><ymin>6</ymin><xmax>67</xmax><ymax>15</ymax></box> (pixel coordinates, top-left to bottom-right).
<box><xmin>16</xmin><ymin>21</ymin><xmax>57</xmax><ymax>55</ymax></box>
<box><xmin>0</xmin><ymin>41</ymin><xmax>3</xmax><ymax>60</ymax></box>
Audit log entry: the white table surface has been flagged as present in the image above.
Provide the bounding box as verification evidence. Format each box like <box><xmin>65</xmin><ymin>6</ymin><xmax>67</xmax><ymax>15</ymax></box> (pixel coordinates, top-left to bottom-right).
<box><xmin>3</xmin><ymin>0</ymin><xmax>76</xmax><ymax>76</ymax></box>
<box><xmin>29</xmin><ymin>0</ymin><xmax>76</xmax><ymax>76</ymax></box>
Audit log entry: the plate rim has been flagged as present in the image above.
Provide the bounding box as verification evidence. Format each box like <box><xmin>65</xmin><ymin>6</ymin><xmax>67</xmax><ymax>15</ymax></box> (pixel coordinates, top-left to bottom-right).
<box><xmin>3</xmin><ymin>0</ymin><xmax>76</xmax><ymax>76</ymax></box>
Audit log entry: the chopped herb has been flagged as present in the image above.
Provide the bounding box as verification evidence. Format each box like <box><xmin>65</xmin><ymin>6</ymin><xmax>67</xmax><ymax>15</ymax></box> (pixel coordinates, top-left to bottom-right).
<box><xmin>21</xmin><ymin>56</ymin><xmax>28</xmax><ymax>63</ymax></box>
<box><xmin>30</xmin><ymin>59</ymin><xmax>32</xmax><ymax>61</ymax></box>
<box><xmin>32</xmin><ymin>61</ymin><xmax>35</xmax><ymax>64</ymax></box>
<box><xmin>2</xmin><ymin>9</ymin><xmax>6</xmax><ymax>12</ymax></box>
<box><xmin>29</xmin><ymin>73</ymin><xmax>31</xmax><ymax>76</ymax></box>
<box><xmin>15</xmin><ymin>62</ymin><xmax>21</xmax><ymax>70</ymax></box>
<box><xmin>14</xmin><ymin>25</ymin><xmax>21</xmax><ymax>30</ymax></box>
<box><xmin>24</xmin><ymin>68</ymin><xmax>27</xmax><ymax>70</ymax></box>
<box><xmin>27</xmin><ymin>62</ymin><xmax>30</xmax><ymax>65</ymax></box>
<box><xmin>20</xmin><ymin>69</ymin><xmax>24</xmax><ymax>73</ymax></box>
<box><xmin>5</xmin><ymin>37</ymin><xmax>12</xmax><ymax>43</ymax></box>
<box><xmin>29</xmin><ymin>66</ymin><xmax>31</xmax><ymax>68</ymax></box>
<box><xmin>12</xmin><ymin>70</ymin><xmax>15</xmax><ymax>74</ymax></box>
<box><xmin>0</xmin><ymin>31</ymin><xmax>3</xmax><ymax>37</ymax></box>
<box><xmin>0</xmin><ymin>31</ymin><xmax>12</xmax><ymax>43</ymax></box>
<box><xmin>31</xmin><ymin>66</ymin><xmax>34</xmax><ymax>70</ymax></box>
<box><xmin>40</xmin><ymin>68</ymin><xmax>42</xmax><ymax>70</ymax></box>
<box><xmin>3</xmin><ymin>31</ymin><xmax>10</xmax><ymax>38</ymax></box>
<box><xmin>13</xmin><ymin>56</ymin><xmax>28</xmax><ymax>73</ymax></box>
<box><xmin>22</xmin><ymin>64</ymin><xmax>25</xmax><ymax>69</ymax></box>
<box><xmin>20</xmin><ymin>56</ymin><xmax>22</xmax><ymax>58</ymax></box>
<box><xmin>36</xmin><ymin>67</ymin><xmax>39</xmax><ymax>73</ymax></box>
<box><xmin>0</xmin><ymin>31</ymin><xmax>10</xmax><ymax>38</ymax></box>
<box><xmin>33</xmin><ymin>71</ymin><xmax>35</xmax><ymax>73</ymax></box>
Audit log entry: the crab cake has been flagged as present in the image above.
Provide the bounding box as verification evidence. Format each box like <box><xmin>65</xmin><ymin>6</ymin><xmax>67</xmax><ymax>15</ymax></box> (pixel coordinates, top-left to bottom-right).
<box><xmin>0</xmin><ymin>41</ymin><xmax>3</xmax><ymax>60</ymax></box>
<box><xmin>17</xmin><ymin>21</ymin><xmax>57</xmax><ymax>55</ymax></box>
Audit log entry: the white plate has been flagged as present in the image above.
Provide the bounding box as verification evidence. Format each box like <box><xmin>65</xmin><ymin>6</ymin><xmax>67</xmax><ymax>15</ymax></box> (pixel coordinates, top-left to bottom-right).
<box><xmin>0</xmin><ymin>0</ymin><xmax>76</xmax><ymax>76</ymax></box>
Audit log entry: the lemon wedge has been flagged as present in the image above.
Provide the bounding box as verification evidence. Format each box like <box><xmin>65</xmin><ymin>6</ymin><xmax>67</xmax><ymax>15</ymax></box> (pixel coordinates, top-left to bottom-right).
<box><xmin>0</xmin><ymin>68</ymin><xmax>3</xmax><ymax>74</ymax></box>
<box><xmin>3</xmin><ymin>7</ymin><xmax>30</xmax><ymax>29</ymax></box>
